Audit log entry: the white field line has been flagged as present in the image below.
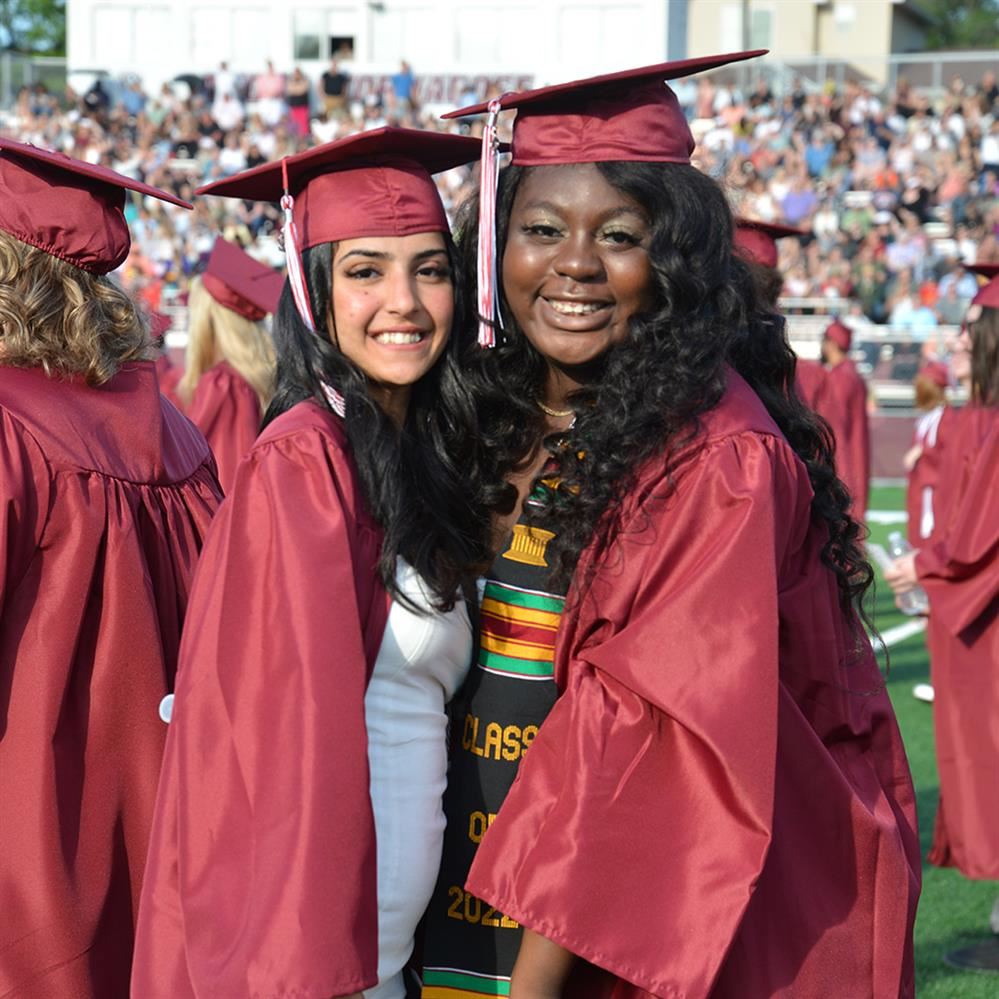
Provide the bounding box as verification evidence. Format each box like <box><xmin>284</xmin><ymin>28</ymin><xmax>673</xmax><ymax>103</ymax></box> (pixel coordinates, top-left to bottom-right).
<box><xmin>867</xmin><ymin>510</ymin><xmax>909</xmax><ymax>525</ymax></box>
<box><xmin>875</xmin><ymin>618</ymin><xmax>927</xmax><ymax>648</ymax></box>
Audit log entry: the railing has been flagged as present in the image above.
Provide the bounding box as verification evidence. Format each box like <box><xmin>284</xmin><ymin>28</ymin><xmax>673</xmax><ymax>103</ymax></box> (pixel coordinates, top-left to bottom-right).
<box><xmin>0</xmin><ymin>53</ymin><xmax>66</xmax><ymax>108</ymax></box>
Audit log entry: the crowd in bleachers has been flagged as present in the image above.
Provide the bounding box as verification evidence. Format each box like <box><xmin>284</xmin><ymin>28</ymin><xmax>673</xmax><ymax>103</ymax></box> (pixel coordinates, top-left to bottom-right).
<box><xmin>2</xmin><ymin>58</ymin><xmax>997</xmax><ymax>323</ymax></box>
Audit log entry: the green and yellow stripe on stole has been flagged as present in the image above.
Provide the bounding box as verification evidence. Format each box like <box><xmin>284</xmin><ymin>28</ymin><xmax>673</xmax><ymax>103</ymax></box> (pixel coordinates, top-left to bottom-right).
<box><xmin>477</xmin><ymin>580</ymin><xmax>565</xmax><ymax>679</ymax></box>
<box><xmin>422</xmin><ymin>967</ymin><xmax>511</xmax><ymax>997</ymax></box>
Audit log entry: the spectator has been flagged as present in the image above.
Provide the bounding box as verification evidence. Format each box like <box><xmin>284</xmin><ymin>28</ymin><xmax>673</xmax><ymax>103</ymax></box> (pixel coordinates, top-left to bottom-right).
<box><xmin>391</xmin><ymin>59</ymin><xmax>415</xmax><ymax>112</ymax></box>
<box><xmin>252</xmin><ymin>59</ymin><xmax>285</xmax><ymax>127</ymax></box>
<box><xmin>286</xmin><ymin>68</ymin><xmax>312</xmax><ymax>136</ymax></box>
<box><xmin>320</xmin><ymin>59</ymin><xmax>350</xmax><ymax>118</ymax></box>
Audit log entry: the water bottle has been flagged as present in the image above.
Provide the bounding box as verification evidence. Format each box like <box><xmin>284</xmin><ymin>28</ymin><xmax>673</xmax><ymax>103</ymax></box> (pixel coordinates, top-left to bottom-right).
<box><xmin>887</xmin><ymin>532</ymin><xmax>930</xmax><ymax>616</ymax></box>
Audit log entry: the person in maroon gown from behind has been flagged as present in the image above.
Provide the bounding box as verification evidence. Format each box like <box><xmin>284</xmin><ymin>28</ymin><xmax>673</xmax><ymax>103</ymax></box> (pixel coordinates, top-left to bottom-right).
<box><xmin>888</xmin><ymin>264</ymin><xmax>999</xmax><ymax>962</ymax></box>
<box><xmin>732</xmin><ymin>218</ymin><xmax>828</xmax><ymax>412</ymax></box>
<box><xmin>816</xmin><ymin>318</ymin><xmax>871</xmax><ymax>521</ymax></box>
<box><xmin>149</xmin><ymin>309</ymin><xmax>185</xmax><ymax>410</ymax></box>
<box><xmin>179</xmin><ymin>238</ymin><xmax>283</xmax><ymax>491</ymax></box>
<box><xmin>0</xmin><ymin>138</ymin><xmax>222</xmax><ymax>998</ymax></box>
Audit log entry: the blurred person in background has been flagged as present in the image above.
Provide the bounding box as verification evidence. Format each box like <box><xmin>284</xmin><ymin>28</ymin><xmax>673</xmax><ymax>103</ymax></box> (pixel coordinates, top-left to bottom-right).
<box><xmin>0</xmin><ymin>139</ymin><xmax>221</xmax><ymax>998</ymax></box>
<box><xmin>815</xmin><ymin>317</ymin><xmax>870</xmax><ymax>521</ymax></box>
<box><xmin>887</xmin><ymin>263</ymin><xmax>999</xmax><ymax>966</ymax></box>
<box><xmin>286</xmin><ymin>67</ymin><xmax>312</xmax><ymax>137</ymax></box>
<box><xmin>179</xmin><ymin>238</ymin><xmax>282</xmax><ymax>492</ymax></box>
<box><xmin>321</xmin><ymin>58</ymin><xmax>350</xmax><ymax>118</ymax></box>
<box><xmin>903</xmin><ymin>360</ymin><xmax>953</xmax><ymax>544</ymax></box>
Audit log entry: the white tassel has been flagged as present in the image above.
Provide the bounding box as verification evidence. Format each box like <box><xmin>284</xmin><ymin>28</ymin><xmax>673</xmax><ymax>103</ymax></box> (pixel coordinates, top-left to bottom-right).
<box><xmin>280</xmin><ymin>159</ymin><xmax>346</xmax><ymax>418</ymax></box>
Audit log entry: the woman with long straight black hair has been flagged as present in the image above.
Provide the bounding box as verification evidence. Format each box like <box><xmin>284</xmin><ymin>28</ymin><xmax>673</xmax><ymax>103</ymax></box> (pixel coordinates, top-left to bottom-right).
<box><xmin>132</xmin><ymin>128</ymin><xmax>491</xmax><ymax>999</ymax></box>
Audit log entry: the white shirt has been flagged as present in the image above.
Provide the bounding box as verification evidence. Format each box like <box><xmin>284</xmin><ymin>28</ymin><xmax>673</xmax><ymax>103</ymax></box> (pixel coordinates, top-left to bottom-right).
<box><xmin>363</xmin><ymin>560</ymin><xmax>472</xmax><ymax>999</ymax></box>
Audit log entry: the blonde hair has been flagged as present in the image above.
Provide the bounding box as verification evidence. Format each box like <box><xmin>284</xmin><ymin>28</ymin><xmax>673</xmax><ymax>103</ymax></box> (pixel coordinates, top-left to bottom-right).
<box><xmin>0</xmin><ymin>230</ymin><xmax>149</xmax><ymax>385</ymax></box>
<box><xmin>179</xmin><ymin>276</ymin><xmax>276</xmax><ymax>409</ymax></box>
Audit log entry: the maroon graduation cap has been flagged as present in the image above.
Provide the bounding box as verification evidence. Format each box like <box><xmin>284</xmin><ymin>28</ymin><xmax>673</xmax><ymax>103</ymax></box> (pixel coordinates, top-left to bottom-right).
<box><xmin>918</xmin><ymin>360</ymin><xmax>950</xmax><ymax>389</ymax></box>
<box><xmin>196</xmin><ymin>127</ymin><xmax>481</xmax><ymax>337</ymax></box>
<box><xmin>0</xmin><ymin>136</ymin><xmax>191</xmax><ymax>274</ymax></box>
<box><xmin>733</xmin><ymin>219</ymin><xmax>806</xmax><ymax>270</ymax></box>
<box><xmin>202</xmin><ymin>238</ymin><xmax>284</xmax><ymax>321</ymax></box>
<box><xmin>966</xmin><ymin>262</ymin><xmax>999</xmax><ymax>309</ymax></box>
<box><xmin>442</xmin><ymin>50</ymin><xmax>767</xmax><ymax>345</ymax></box>
<box><xmin>824</xmin><ymin>318</ymin><xmax>852</xmax><ymax>351</ymax></box>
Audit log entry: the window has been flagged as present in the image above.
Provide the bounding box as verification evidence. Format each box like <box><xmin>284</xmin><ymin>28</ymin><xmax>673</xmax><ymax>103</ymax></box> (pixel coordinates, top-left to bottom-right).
<box><xmin>294</xmin><ymin>9</ymin><xmax>324</xmax><ymax>60</ymax></box>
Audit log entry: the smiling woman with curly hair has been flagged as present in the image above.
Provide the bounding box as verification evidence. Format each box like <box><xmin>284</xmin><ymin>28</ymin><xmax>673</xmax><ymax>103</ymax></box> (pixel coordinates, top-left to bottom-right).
<box><xmin>0</xmin><ymin>138</ymin><xmax>221</xmax><ymax>999</ymax></box>
<box><xmin>419</xmin><ymin>55</ymin><xmax>921</xmax><ymax>999</ymax></box>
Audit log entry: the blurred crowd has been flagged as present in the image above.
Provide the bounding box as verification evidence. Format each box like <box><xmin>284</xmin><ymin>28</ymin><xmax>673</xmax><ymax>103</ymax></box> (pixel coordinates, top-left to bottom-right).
<box><xmin>2</xmin><ymin>58</ymin><xmax>998</xmax><ymax>325</ymax></box>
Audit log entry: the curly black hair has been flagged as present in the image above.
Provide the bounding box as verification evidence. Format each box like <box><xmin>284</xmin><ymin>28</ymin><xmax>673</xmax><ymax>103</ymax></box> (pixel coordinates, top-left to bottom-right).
<box><xmin>458</xmin><ymin>162</ymin><xmax>872</xmax><ymax>615</ymax></box>
<box><xmin>263</xmin><ymin>238</ymin><xmax>489</xmax><ymax>610</ymax></box>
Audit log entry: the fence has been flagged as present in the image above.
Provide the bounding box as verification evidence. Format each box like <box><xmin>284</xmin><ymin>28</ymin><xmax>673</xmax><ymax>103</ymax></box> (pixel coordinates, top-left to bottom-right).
<box><xmin>0</xmin><ymin>53</ymin><xmax>66</xmax><ymax>108</ymax></box>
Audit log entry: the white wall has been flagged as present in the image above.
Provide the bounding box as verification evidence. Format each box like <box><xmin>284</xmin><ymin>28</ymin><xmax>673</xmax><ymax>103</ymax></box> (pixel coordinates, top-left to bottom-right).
<box><xmin>67</xmin><ymin>0</ymin><xmax>683</xmax><ymax>94</ymax></box>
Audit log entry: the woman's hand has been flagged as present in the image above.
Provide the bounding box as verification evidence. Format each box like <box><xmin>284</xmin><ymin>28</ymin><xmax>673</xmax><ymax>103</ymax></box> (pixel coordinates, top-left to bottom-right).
<box><xmin>884</xmin><ymin>552</ymin><xmax>919</xmax><ymax>594</ymax></box>
<box><xmin>509</xmin><ymin>929</ymin><xmax>576</xmax><ymax>999</ymax></box>
<box><xmin>902</xmin><ymin>443</ymin><xmax>922</xmax><ymax>472</ymax></box>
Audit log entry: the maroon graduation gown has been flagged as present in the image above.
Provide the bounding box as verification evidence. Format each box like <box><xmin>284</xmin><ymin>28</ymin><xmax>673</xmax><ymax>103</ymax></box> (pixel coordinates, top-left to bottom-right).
<box><xmin>465</xmin><ymin>371</ymin><xmax>920</xmax><ymax>998</ymax></box>
<box><xmin>186</xmin><ymin>360</ymin><xmax>263</xmax><ymax>493</ymax></box>
<box><xmin>0</xmin><ymin>362</ymin><xmax>221</xmax><ymax>998</ymax></box>
<box><xmin>916</xmin><ymin>405</ymin><xmax>999</xmax><ymax>880</ymax></box>
<box><xmin>794</xmin><ymin>357</ymin><xmax>827</xmax><ymax>412</ymax></box>
<box><xmin>154</xmin><ymin>353</ymin><xmax>185</xmax><ymax>411</ymax></box>
<box><xmin>818</xmin><ymin>358</ymin><xmax>870</xmax><ymax>521</ymax></box>
<box><xmin>131</xmin><ymin>400</ymin><xmax>391</xmax><ymax>998</ymax></box>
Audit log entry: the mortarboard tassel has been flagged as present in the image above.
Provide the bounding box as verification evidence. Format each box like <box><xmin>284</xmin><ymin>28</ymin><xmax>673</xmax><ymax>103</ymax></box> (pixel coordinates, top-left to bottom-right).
<box><xmin>280</xmin><ymin>158</ymin><xmax>346</xmax><ymax>418</ymax></box>
<box><xmin>476</xmin><ymin>99</ymin><xmax>503</xmax><ymax>348</ymax></box>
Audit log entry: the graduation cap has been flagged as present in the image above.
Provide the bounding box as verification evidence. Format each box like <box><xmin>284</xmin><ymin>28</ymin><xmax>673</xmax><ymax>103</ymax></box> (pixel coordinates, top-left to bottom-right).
<box><xmin>148</xmin><ymin>310</ymin><xmax>172</xmax><ymax>340</ymax></box>
<box><xmin>442</xmin><ymin>50</ymin><xmax>767</xmax><ymax>346</ymax></box>
<box><xmin>733</xmin><ymin>218</ymin><xmax>806</xmax><ymax>270</ymax></box>
<box><xmin>196</xmin><ymin>127</ymin><xmax>480</xmax><ymax>343</ymax></box>
<box><xmin>918</xmin><ymin>360</ymin><xmax>950</xmax><ymax>389</ymax></box>
<box><xmin>823</xmin><ymin>318</ymin><xmax>852</xmax><ymax>351</ymax></box>
<box><xmin>0</xmin><ymin>136</ymin><xmax>191</xmax><ymax>274</ymax></box>
<box><xmin>202</xmin><ymin>238</ymin><xmax>284</xmax><ymax>321</ymax></box>
<box><xmin>966</xmin><ymin>262</ymin><xmax>999</xmax><ymax>309</ymax></box>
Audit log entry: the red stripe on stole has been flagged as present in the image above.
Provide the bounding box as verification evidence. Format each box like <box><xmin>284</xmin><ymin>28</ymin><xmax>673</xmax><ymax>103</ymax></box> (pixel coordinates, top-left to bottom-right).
<box><xmin>480</xmin><ymin>611</ymin><xmax>558</xmax><ymax>652</ymax></box>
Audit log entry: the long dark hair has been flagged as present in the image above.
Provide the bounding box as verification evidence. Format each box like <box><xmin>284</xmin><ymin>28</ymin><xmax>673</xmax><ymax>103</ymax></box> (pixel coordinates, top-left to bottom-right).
<box><xmin>263</xmin><ymin>238</ymin><xmax>489</xmax><ymax>609</ymax></box>
<box><xmin>970</xmin><ymin>306</ymin><xmax>999</xmax><ymax>406</ymax></box>
<box><xmin>458</xmin><ymin>162</ymin><xmax>872</xmax><ymax>613</ymax></box>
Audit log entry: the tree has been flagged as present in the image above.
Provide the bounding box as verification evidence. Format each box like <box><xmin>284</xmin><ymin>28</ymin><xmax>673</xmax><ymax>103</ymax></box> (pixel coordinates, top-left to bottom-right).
<box><xmin>0</xmin><ymin>0</ymin><xmax>66</xmax><ymax>56</ymax></box>
<box><xmin>921</xmin><ymin>0</ymin><xmax>999</xmax><ymax>50</ymax></box>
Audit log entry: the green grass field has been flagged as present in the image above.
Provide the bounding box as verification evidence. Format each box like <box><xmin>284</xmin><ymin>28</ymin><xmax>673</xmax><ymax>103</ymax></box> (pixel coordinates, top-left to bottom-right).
<box><xmin>866</xmin><ymin>485</ymin><xmax>997</xmax><ymax>996</ymax></box>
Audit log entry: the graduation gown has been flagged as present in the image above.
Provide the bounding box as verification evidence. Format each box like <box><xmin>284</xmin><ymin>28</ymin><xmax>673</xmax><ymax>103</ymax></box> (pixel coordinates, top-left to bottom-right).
<box><xmin>916</xmin><ymin>405</ymin><xmax>999</xmax><ymax>880</ymax></box>
<box><xmin>0</xmin><ymin>362</ymin><xmax>222</xmax><ymax>999</ymax></box>
<box><xmin>132</xmin><ymin>400</ymin><xmax>391</xmax><ymax>998</ymax></box>
<box><xmin>465</xmin><ymin>371</ymin><xmax>920</xmax><ymax>998</ymax></box>
<box><xmin>904</xmin><ymin>404</ymin><xmax>953</xmax><ymax>544</ymax></box>
<box><xmin>794</xmin><ymin>357</ymin><xmax>827</xmax><ymax>412</ymax></box>
<box><xmin>154</xmin><ymin>353</ymin><xmax>185</xmax><ymax>412</ymax></box>
<box><xmin>186</xmin><ymin>361</ymin><xmax>263</xmax><ymax>493</ymax></box>
<box><xmin>818</xmin><ymin>359</ymin><xmax>870</xmax><ymax>521</ymax></box>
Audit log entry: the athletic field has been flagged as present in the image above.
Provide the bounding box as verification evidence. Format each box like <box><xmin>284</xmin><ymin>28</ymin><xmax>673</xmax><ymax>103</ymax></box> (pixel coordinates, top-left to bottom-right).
<box><xmin>867</xmin><ymin>485</ymin><xmax>996</xmax><ymax>997</ymax></box>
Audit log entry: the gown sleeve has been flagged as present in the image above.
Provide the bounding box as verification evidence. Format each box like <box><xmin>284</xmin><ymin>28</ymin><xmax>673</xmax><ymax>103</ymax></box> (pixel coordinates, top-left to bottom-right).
<box><xmin>0</xmin><ymin>409</ymin><xmax>51</xmax><ymax>612</ymax></box>
<box><xmin>916</xmin><ymin>417</ymin><xmax>999</xmax><ymax>637</ymax></box>
<box><xmin>135</xmin><ymin>426</ymin><xmax>379</xmax><ymax>998</ymax></box>
<box><xmin>466</xmin><ymin>433</ymin><xmax>798</xmax><ymax>998</ymax></box>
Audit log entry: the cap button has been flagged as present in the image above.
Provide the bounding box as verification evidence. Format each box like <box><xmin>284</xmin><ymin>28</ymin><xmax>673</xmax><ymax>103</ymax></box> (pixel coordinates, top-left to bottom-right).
<box><xmin>159</xmin><ymin>694</ymin><xmax>175</xmax><ymax>724</ymax></box>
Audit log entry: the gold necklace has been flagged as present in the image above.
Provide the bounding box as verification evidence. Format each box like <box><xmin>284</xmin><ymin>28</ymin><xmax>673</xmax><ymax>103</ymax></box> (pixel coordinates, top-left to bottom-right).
<box><xmin>536</xmin><ymin>400</ymin><xmax>574</xmax><ymax>418</ymax></box>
